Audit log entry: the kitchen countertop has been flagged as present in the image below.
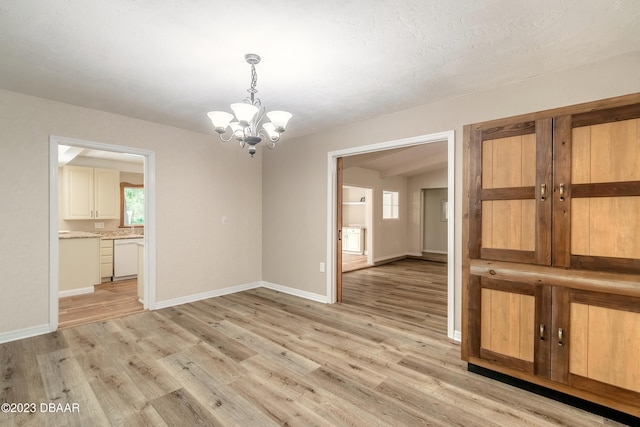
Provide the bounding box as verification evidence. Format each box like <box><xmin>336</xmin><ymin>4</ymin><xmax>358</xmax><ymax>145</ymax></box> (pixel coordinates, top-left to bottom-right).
<box><xmin>96</xmin><ymin>231</ymin><xmax>144</xmax><ymax>240</ymax></box>
<box><xmin>58</xmin><ymin>230</ymin><xmax>144</xmax><ymax>240</ymax></box>
<box><xmin>58</xmin><ymin>231</ymin><xmax>101</xmax><ymax>239</ymax></box>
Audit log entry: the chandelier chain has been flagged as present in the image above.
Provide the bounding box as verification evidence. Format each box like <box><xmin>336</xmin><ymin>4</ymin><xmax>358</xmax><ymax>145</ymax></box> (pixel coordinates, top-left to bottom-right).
<box><xmin>248</xmin><ymin>64</ymin><xmax>258</xmax><ymax>95</ymax></box>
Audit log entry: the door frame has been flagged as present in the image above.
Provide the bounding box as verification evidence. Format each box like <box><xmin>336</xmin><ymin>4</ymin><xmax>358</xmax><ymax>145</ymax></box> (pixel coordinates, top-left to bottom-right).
<box><xmin>49</xmin><ymin>135</ymin><xmax>157</xmax><ymax>331</ymax></box>
<box><xmin>326</xmin><ymin>130</ymin><xmax>456</xmax><ymax>340</ymax></box>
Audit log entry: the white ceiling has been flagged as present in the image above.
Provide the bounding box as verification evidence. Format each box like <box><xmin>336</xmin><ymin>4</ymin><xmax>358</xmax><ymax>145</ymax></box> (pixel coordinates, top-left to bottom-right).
<box><xmin>1</xmin><ymin>1</ymin><xmax>639</xmax><ymax>143</ymax></box>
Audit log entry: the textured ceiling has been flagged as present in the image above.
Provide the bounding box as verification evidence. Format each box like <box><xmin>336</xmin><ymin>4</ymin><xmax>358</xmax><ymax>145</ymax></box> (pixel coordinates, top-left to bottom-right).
<box><xmin>1</xmin><ymin>0</ymin><xmax>640</xmax><ymax>141</ymax></box>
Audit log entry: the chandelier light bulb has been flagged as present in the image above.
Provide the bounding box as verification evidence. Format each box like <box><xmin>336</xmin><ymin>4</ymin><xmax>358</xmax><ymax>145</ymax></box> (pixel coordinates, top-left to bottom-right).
<box><xmin>266</xmin><ymin>111</ymin><xmax>292</xmax><ymax>133</ymax></box>
<box><xmin>231</xmin><ymin>103</ymin><xmax>259</xmax><ymax>126</ymax></box>
<box><xmin>207</xmin><ymin>111</ymin><xmax>234</xmax><ymax>133</ymax></box>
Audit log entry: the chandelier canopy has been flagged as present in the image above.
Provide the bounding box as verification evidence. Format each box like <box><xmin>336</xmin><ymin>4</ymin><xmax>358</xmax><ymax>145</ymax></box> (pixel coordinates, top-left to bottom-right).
<box><xmin>207</xmin><ymin>54</ymin><xmax>292</xmax><ymax>157</ymax></box>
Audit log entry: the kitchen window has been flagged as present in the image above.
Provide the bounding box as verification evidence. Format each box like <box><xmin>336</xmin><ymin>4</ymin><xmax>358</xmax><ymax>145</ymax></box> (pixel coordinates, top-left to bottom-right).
<box><xmin>120</xmin><ymin>182</ymin><xmax>144</xmax><ymax>226</ymax></box>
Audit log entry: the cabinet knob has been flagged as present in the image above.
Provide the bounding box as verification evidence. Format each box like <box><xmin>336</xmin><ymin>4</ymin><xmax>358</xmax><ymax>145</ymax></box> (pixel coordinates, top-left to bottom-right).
<box><xmin>558</xmin><ymin>328</ymin><xmax>564</xmax><ymax>346</ymax></box>
<box><xmin>559</xmin><ymin>183</ymin><xmax>565</xmax><ymax>202</ymax></box>
<box><xmin>540</xmin><ymin>184</ymin><xmax>546</xmax><ymax>201</ymax></box>
<box><xmin>539</xmin><ymin>324</ymin><xmax>545</xmax><ymax>340</ymax></box>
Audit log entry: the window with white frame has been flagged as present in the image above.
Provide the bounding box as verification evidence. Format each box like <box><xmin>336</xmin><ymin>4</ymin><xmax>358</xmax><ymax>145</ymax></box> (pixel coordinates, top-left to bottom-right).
<box><xmin>382</xmin><ymin>190</ymin><xmax>399</xmax><ymax>219</ymax></box>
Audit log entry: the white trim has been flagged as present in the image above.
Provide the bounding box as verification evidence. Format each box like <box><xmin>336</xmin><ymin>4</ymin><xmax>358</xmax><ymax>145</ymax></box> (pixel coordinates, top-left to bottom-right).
<box><xmin>0</xmin><ymin>324</ymin><xmax>50</xmax><ymax>345</ymax></box>
<box><xmin>49</xmin><ymin>135</ymin><xmax>157</xmax><ymax>329</ymax></box>
<box><xmin>58</xmin><ymin>287</ymin><xmax>94</xmax><ymax>298</ymax></box>
<box><xmin>262</xmin><ymin>281</ymin><xmax>329</xmax><ymax>304</ymax></box>
<box><xmin>49</xmin><ymin>141</ymin><xmax>59</xmax><ymax>331</ymax></box>
<box><xmin>453</xmin><ymin>330</ymin><xmax>462</xmax><ymax>342</ymax></box>
<box><xmin>422</xmin><ymin>249</ymin><xmax>448</xmax><ymax>255</ymax></box>
<box><xmin>373</xmin><ymin>252</ymin><xmax>411</xmax><ymax>263</ymax></box>
<box><xmin>155</xmin><ymin>281</ymin><xmax>262</xmax><ymax>310</ymax></box>
<box><xmin>327</xmin><ymin>130</ymin><xmax>457</xmax><ymax>340</ymax></box>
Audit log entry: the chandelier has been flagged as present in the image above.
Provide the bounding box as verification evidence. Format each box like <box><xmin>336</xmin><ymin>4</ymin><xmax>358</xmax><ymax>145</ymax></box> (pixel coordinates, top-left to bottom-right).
<box><xmin>207</xmin><ymin>54</ymin><xmax>292</xmax><ymax>157</ymax></box>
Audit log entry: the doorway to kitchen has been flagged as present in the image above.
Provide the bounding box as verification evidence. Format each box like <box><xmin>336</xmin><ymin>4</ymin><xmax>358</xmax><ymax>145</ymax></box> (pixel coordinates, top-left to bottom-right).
<box><xmin>49</xmin><ymin>136</ymin><xmax>156</xmax><ymax>331</ymax></box>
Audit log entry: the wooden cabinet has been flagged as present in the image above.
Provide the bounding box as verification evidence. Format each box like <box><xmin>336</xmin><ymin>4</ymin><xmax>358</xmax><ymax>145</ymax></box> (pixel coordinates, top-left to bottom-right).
<box><xmin>469</xmin><ymin>118</ymin><xmax>552</xmax><ymax>265</ymax></box>
<box><xmin>468</xmin><ymin>273</ymin><xmax>640</xmax><ymax>416</ymax></box>
<box><xmin>100</xmin><ymin>239</ymin><xmax>113</xmax><ymax>281</ymax></box>
<box><xmin>470</xmin><ymin>104</ymin><xmax>640</xmax><ymax>274</ymax></box>
<box><xmin>62</xmin><ymin>166</ymin><xmax>119</xmax><ymax>220</ymax></box>
<box><xmin>463</xmin><ymin>94</ymin><xmax>640</xmax><ymax>419</ymax></box>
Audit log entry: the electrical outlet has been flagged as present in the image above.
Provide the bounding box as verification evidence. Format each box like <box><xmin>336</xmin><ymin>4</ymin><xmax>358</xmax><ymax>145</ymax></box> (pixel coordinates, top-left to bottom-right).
<box><xmin>222</xmin><ymin>216</ymin><xmax>228</xmax><ymax>224</ymax></box>
<box><xmin>319</xmin><ymin>262</ymin><xmax>325</xmax><ymax>273</ymax></box>
<box><xmin>94</xmin><ymin>222</ymin><xmax>105</xmax><ymax>229</ymax></box>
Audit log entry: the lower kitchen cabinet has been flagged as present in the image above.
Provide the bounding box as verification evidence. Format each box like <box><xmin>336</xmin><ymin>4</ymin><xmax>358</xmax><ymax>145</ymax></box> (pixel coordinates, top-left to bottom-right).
<box><xmin>59</xmin><ymin>237</ymin><xmax>100</xmax><ymax>293</ymax></box>
<box><xmin>100</xmin><ymin>239</ymin><xmax>113</xmax><ymax>281</ymax></box>
<box><xmin>468</xmin><ymin>274</ymin><xmax>640</xmax><ymax>417</ymax></box>
<box><xmin>342</xmin><ymin>226</ymin><xmax>365</xmax><ymax>254</ymax></box>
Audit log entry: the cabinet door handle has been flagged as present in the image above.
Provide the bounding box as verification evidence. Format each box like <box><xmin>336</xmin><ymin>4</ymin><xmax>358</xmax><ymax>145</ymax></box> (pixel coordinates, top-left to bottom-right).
<box><xmin>558</xmin><ymin>328</ymin><xmax>564</xmax><ymax>346</ymax></box>
<box><xmin>539</xmin><ymin>324</ymin><xmax>545</xmax><ymax>340</ymax></box>
<box><xmin>559</xmin><ymin>183</ymin><xmax>565</xmax><ymax>202</ymax></box>
<box><xmin>540</xmin><ymin>184</ymin><xmax>546</xmax><ymax>201</ymax></box>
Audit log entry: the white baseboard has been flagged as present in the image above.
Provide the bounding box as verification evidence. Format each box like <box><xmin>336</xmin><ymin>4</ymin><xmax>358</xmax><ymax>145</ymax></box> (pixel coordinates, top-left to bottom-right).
<box><xmin>0</xmin><ymin>324</ymin><xmax>50</xmax><ymax>344</ymax></box>
<box><xmin>59</xmin><ymin>286</ymin><xmax>94</xmax><ymax>298</ymax></box>
<box><xmin>261</xmin><ymin>281</ymin><xmax>329</xmax><ymax>304</ymax></box>
<box><xmin>422</xmin><ymin>249</ymin><xmax>447</xmax><ymax>255</ymax></box>
<box><xmin>154</xmin><ymin>281</ymin><xmax>262</xmax><ymax>310</ymax></box>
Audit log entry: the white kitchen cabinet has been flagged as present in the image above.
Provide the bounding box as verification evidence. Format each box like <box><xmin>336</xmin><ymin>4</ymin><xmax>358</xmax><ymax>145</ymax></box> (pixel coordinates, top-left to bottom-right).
<box><xmin>342</xmin><ymin>226</ymin><xmax>365</xmax><ymax>254</ymax></box>
<box><xmin>59</xmin><ymin>236</ymin><xmax>100</xmax><ymax>294</ymax></box>
<box><xmin>100</xmin><ymin>239</ymin><xmax>113</xmax><ymax>281</ymax></box>
<box><xmin>62</xmin><ymin>165</ymin><xmax>119</xmax><ymax>220</ymax></box>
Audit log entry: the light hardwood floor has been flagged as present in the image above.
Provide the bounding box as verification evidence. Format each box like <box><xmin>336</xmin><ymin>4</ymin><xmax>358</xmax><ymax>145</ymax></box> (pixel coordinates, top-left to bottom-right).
<box><xmin>58</xmin><ymin>279</ymin><xmax>144</xmax><ymax>329</ymax></box>
<box><xmin>1</xmin><ymin>260</ymin><xmax>626</xmax><ymax>426</ymax></box>
<box><xmin>341</xmin><ymin>252</ymin><xmax>370</xmax><ymax>272</ymax></box>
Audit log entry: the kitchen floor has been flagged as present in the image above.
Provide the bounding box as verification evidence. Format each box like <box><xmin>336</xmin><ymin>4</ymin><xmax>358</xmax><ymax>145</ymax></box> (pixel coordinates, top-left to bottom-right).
<box><xmin>58</xmin><ymin>279</ymin><xmax>144</xmax><ymax>329</ymax></box>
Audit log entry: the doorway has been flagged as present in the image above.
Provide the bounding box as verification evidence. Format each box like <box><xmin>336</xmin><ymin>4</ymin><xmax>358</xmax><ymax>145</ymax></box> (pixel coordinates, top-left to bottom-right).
<box><xmin>326</xmin><ymin>130</ymin><xmax>456</xmax><ymax>340</ymax></box>
<box><xmin>49</xmin><ymin>136</ymin><xmax>156</xmax><ymax>331</ymax></box>
<box><xmin>421</xmin><ymin>187</ymin><xmax>448</xmax><ymax>263</ymax></box>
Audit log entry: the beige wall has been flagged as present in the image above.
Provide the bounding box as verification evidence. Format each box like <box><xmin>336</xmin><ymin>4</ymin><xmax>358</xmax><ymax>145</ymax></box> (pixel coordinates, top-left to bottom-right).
<box><xmin>262</xmin><ymin>50</ymin><xmax>640</xmax><ymax>334</ymax></box>
<box><xmin>0</xmin><ymin>89</ymin><xmax>262</xmax><ymax>334</ymax></box>
<box><xmin>2</xmin><ymin>50</ymin><xmax>640</xmax><ymax>339</ymax></box>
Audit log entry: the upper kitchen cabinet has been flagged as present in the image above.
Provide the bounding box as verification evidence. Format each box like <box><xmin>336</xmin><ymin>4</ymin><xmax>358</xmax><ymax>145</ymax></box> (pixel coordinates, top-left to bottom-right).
<box><xmin>62</xmin><ymin>165</ymin><xmax>119</xmax><ymax>220</ymax></box>
<box><xmin>469</xmin><ymin>102</ymin><xmax>640</xmax><ymax>274</ymax></box>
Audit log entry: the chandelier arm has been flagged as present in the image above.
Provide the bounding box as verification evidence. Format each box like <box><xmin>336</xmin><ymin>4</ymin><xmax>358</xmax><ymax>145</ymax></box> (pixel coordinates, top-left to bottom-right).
<box><xmin>217</xmin><ymin>131</ymin><xmax>235</xmax><ymax>143</ymax></box>
<box><xmin>258</xmin><ymin>130</ymin><xmax>279</xmax><ymax>149</ymax></box>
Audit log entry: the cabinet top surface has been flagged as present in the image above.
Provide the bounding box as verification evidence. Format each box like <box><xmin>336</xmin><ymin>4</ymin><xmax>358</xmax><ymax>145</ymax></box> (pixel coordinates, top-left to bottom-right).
<box><xmin>58</xmin><ymin>231</ymin><xmax>101</xmax><ymax>239</ymax></box>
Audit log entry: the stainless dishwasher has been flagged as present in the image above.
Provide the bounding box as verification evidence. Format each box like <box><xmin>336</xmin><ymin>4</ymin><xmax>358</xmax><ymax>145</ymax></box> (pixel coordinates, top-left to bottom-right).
<box><xmin>113</xmin><ymin>238</ymin><xmax>144</xmax><ymax>280</ymax></box>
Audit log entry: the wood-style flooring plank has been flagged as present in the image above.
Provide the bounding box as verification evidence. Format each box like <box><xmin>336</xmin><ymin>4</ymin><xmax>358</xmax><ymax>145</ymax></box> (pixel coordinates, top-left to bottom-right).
<box><xmin>0</xmin><ymin>259</ymin><xmax>629</xmax><ymax>426</ymax></box>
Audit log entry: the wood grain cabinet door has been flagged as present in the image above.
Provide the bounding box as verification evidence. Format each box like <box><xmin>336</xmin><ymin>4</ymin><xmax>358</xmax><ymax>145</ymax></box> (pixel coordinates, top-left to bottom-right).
<box><xmin>553</xmin><ymin>104</ymin><xmax>640</xmax><ymax>273</ymax></box>
<box><xmin>551</xmin><ymin>287</ymin><xmax>640</xmax><ymax>405</ymax></box>
<box><xmin>469</xmin><ymin>118</ymin><xmax>553</xmax><ymax>265</ymax></box>
<box><xmin>468</xmin><ymin>275</ymin><xmax>551</xmax><ymax>378</ymax></box>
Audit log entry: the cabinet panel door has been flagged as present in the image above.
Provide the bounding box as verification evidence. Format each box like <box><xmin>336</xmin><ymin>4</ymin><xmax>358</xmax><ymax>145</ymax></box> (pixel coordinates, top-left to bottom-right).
<box><xmin>553</xmin><ymin>108</ymin><xmax>640</xmax><ymax>273</ymax></box>
<box><xmin>63</xmin><ymin>165</ymin><xmax>94</xmax><ymax>219</ymax></box>
<box><xmin>553</xmin><ymin>289</ymin><xmax>640</xmax><ymax>402</ymax></box>
<box><xmin>94</xmin><ymin>168</ymin><xmax>120</xmax><ymax>219</ymax></box>
<box><xmin>469</xmin><ymin>118</ymin><xmax>552</xmax><ymax>265</ymax></box>
<box><xmin>468</xmin><ymin>276</ymin><xmax>551</xmax><ymax>377</ymax></box>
